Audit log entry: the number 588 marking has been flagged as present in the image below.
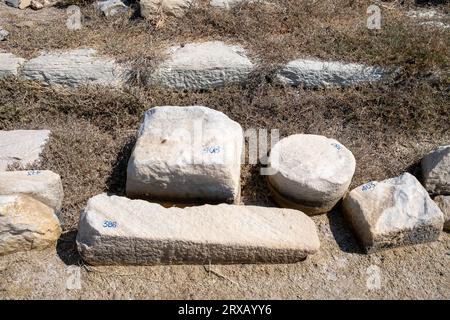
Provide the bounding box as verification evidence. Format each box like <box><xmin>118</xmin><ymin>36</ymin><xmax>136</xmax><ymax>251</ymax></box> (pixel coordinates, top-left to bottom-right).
<box><xmin>103</xmin><ymin>220</ymin><xmax>117</xmax><ymax>228</ymax></box>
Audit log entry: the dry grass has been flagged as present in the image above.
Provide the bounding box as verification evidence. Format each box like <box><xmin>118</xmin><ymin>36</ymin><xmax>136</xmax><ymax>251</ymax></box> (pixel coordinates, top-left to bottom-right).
<box><xmin>1</xmin><ymin>0</ymin><xmax>449</xmax><ymax>78</ymax></box>
<box><xmin>0</xmin><ymin>77</ymin><xmax>448</xmax><ymax>230</ymax></box>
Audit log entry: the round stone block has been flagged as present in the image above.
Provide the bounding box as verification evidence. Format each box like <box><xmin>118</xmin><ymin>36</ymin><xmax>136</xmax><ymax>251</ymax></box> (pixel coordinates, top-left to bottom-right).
<box><xmin>267</xmin><ymin>134</ymin><xmax>356</xmax><ymax>215</ymax></box>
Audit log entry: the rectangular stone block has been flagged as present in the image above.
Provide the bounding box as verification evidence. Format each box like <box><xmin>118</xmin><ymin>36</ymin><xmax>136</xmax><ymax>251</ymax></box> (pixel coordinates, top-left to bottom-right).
<box><xmin>0</xmin><ymin>170</ymin><xmax>64</xmax><ymax>211</ymax></box>
<box><xmin>76</xmin><ymin>194</ymin><xmax>320</xmax><ymax>265</ymax></box>
<box><xmin>0</xmin><ymin>130</ymin><xmax>50</xmax><ymax>171</ymax></box>
<box><xmin>126</xmin><ymin>106</ymin><xmax>243</xmax><ymax>204</ymax></box>
<box><xmin>150</xmin><ymin>41</ymin><xmax>254</xmax><ymax>90</ymax></box>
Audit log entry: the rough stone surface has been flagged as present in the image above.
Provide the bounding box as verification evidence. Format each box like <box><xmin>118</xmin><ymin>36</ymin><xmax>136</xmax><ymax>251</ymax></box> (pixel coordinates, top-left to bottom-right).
<box><xmin>406</xmin><ymin>9</ymin><xmax>445</xmax><ymax>20</ymax></box>
<box><xmin>0</xmin><ymin>27</ymin><xmax>8</xmax><ymax>41</ymax></box>
<box><xmin>22</xmin><ymin>49</ymin><xmax>127</xmax><ymax>87</ymax></box>
<box><xmin>5</xmin><ymin>0</ymin><xmax>31</xmax><ymax>9</ymax></box>
<box><xmin>76</xmin><ymin>193</ymin><xmax>320</xmax><ymax>265</ymax></box>
<box><xmin>0</xmin><ymin>195</ymin><xmax>61</xmax><ymax>256</ymax></box>
<box><xmin>0</xmin><ymin>52</ymin><xmax>25</xmax><ymax>78</ymax></box>
<box><xmin>343</xmin><ymin>173</ymin><xmax>444</xmax><ymax>253</ymax></box>
<box><xmin>210</xmin><ymin>0</ymin><xmax>249</xmax><ymax>8</ymax></box>
<box><xmin>151</xmin><ymin>41</ymin><xmax>254</xmax><ymax>90</ymax></box>
<box><xmin>0</xmin><ymin>130</ymin><xmax>50</xmax><ymax>171</ymax></box>
<box><xmin>276</xmin><ymin>59</ymin><xmax>385</xmax><ymax>88</ymax></box>
<box><xmin>210</xmin><ymin>0</ymin><xmax>267</xmax><ymax>8</ymax></box>
<box><xmin>267</xmin><ymin>134</ymin><xmax>356</xmax><ymax>215</ymax></box>
<box><xmin>41</xmin><ymin>0</ymin><xmax>58</xmax><ymax>7</ymax></box>
<box><xmin>434</xmin><ymin>195</ymin><xmax>450</xmax><ymax>231</ymax></box>
<box><xmin>30</xmin><ymin>0</ymin><xmax>43</xmax><ymax>9</ymax></box>
<box><xmin>94</xmin><ymin>0</ymin><xmax>128</xmax><ymax>17</ymax></box>
<box><xmin>140</xmin><ymin>0</ymin><xmax>193</xmax><ymax>19</ymax></box>
<box><xmin>419</xmin><ymin>21</ymin><xmax>450</xmax><ymax>29</ymax></box>
<box><xmin>421</xmin><ymin>145</ymin><xmax>450</xmax><ymax>195</ymax></box>
<box><xmin>126</xmin><ymin>106</ymin><xmax>243</xmax><ymax>204</ymax></box>
<box><xmin>406</xmin><ymin>9</ymin><xmax>449</xmax><ymax>30</ymax></box>
<box><xmin>0</xmin><ymin>170</ymin><xmax>63</xmax><ymax>212</ymax></box>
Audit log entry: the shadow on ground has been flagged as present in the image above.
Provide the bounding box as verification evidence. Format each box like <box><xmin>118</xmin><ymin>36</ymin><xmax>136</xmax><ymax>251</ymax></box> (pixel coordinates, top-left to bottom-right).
<box><xmin>106</xmin><ymin>135</ymin><xmax>136</xmax><ymax>196</ymax></box>
<box><xmin>327</xmin><ymin>207</ymin><xmax>365</xmax><ymax>255</ymax></box>
<box><xmin>57</xmin><ymin>230</ymin><xmax>81</xmax><ymax>266</ymax></box>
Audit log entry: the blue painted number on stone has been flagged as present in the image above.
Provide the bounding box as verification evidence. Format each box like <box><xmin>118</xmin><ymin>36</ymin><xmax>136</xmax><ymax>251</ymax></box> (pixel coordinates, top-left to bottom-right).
<box><xmin>203</xmin><ymin>146</ymin><xmax>221</xmax><ymax>154</ymax></box>
<box><xmin>331</xmin><ymin>143</ymin><xmax>342</xmax><ymax>151</ymax></box>
<box><xmin>103</xmin><ymin>220</ymin><xmax>117</xmax><ymax>228</ymax></box>
<box><xmin>362</xmin><ymin>182</ymin><xmax>376</xmax><ymax>191</ymax></box>
<box><xmin>27</xmin><ymin>170</ymin><xmax>41</xmax><ymax>176</ymax></box>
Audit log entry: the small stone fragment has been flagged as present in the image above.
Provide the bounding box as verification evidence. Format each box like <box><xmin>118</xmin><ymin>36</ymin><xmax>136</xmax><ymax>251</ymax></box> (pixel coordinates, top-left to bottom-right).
<box><xmin>30</xmin><ymin>0</ymin><xmax>43</xmax><ymax>9</ymax></box>
<box><xmin>0</xmin><ymin>28</ymin><xmax>9</xmax><ymax>41</ymax></box>
<box><xmin>140</xmin><ymin>0</ymin><xmax>193</xmax><ymax>19</ymax></box>
<box><xmin>94</xmin><ymin>0</ymin><xmax>128</xmax><ymax>17</ymax></box>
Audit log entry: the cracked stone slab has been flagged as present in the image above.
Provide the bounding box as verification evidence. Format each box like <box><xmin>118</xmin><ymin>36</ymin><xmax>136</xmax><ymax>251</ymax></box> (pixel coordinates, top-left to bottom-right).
<box><xmin>0</xmin><ymin>130</ymin><xmax>50</xmax><ymax>171</ymax></box>
<box><xmin>0</xmin><ymin>194</ymin><xmax>61</xmax><ymax>256</ymax></box>
<box><xmin>343</xmin><ymin>173</ymin><xmax>444</xmax><ymax>253</ymax></box>
<box><xmin>22</xmin><ymin>49</ymin><xmax>127</xmax><ymax>87</ymax></box>
<box><xmin>126</xmin><ymin>106</ymin><xmax>243</xmax><ymax>204</ymax></box>
<box><xmin>76</xmin><ymin>193</ymin><xmax>320</xmax><ymax>265</ymax></box>
<box><xmin>421</xmin><ymin>145</ymin><xmax>450</xmax><ymax>195</ymax></box>
<box><xmin>150</xmin><ymin>41</ymin><xmax>254</xmax><ymax>90</ymax></box>
<box><xmin>267</xmin><ymin>134</ymin><xmax>356</xmax><ymax>215</ymax></box>
<box><xmin>0</xmin><ymin>170</ymin><xmax>63</xmax><ymax>212</ymax></box>
<box><xmin>0</xmin><ymin>53</ymin><xmax>26</xmax><ymax>78</ymax></box>
<box><xmin>276</xmin><ymin>59</ymin><xmax>385</xmax><ymax>88</ymax></box>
